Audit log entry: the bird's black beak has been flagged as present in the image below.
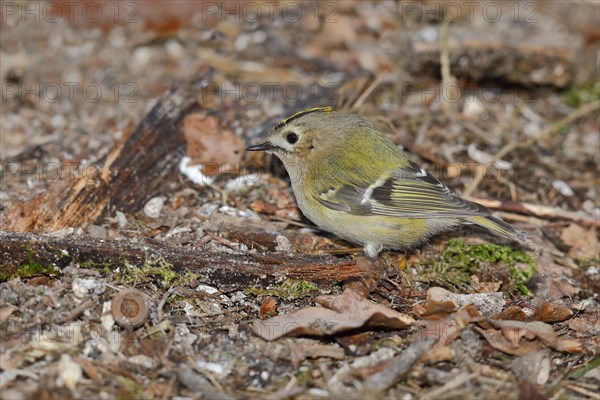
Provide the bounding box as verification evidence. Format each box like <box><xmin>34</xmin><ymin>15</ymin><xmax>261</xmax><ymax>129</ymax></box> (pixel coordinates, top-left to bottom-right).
<box><xmin>245</xmin><ymin>142</ymin><xmax>274</xmax><ymax>151</ymax></box>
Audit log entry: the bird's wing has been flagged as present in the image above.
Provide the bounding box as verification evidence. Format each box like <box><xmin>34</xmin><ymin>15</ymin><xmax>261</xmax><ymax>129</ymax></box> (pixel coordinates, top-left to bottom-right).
<box><xmin>314</xmin><ymin>161</ymin><xmax>490</xmax><ymax>218</ymax></box>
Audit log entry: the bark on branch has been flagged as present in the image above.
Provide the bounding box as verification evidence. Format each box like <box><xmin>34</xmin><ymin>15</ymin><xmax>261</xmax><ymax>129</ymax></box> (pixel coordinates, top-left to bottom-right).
<box><xmin>0</xmin><ymin>231</ymin><xmax>370</xmax><ymax>288</ymax></box>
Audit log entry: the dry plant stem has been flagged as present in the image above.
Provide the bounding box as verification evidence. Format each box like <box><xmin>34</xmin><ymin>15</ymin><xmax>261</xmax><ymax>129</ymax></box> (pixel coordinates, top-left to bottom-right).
<box><xmin>363</xmin><ymin>338</ymin><xmax>436</xmax><ymax>391</ymax></box>
<box><xmin>467</xmin><ymin>197</ymin><xmax>599</xmax><ymax>227</ymax></box>
<box><xmin>157</xmin><ymin>285</ymin><xmax>178</xmax><ymax>322</ymax></box>
<box><xmin>351</xmin><ymin>75</ymin><xmax>383</xmax><ymax>111</ymax></box>
<box><xmin>56</xmin><ymin>297</ymin><xmax>95</xmax><ymax>324</ymax></box>
<box><xmin>562</xmin><ymin>383</ymin><xmax>600</xmax><ymax>399</ymax></box>
<box><xmin>0</xmin><ymin>231</ymin><xmax>370</xmax><ymax>288</ymax></box>
<box><xmin>463</xmin><ymin>99</ymin><xmax>600</xmax><ymax>197</ymax></box>
<box><xmin>421</xmin><ymin>372</ymin><xmax>479</xmax><ymax>400</ymax></box>
<box><xmin>439</xmin><ymin>18</ymin><xmax>453</xmax><ymax>117</ymax></box>
<box><xmin>497</xmin><ymin>212</ymin><xmax>549</xmax><ymax>226</ymax></box>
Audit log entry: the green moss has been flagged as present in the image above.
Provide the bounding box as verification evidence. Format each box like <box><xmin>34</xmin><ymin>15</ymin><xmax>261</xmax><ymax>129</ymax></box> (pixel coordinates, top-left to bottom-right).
<box><xmin>114</xmin><ymin>257</ymin><xmax>177</xmax><ymax>286</ymax></box>
<box><xmin>564</xmin><ymin>80</ymin><xmax>600</xmax><ymax>108</ymax></box>
<box><xmin>509</xmin><ymin>262</ymin><xmax>536</xmax><ymax>296</ymax></box>
<box><xmin>0</xmin><ymin>246</ymin><xmax>61</xmax><ymax>282</ymax></box>
<box><xmin>245</xmin><ymin>279</ymin><xmax>319</xmax><ymax>299</ymax></box>
<box><xmin>568</xmin><ymin>355</ymin><xmax>600</xmax><ymax>379</ymax></box>
<box><xmin>416</xmin><ymin>239</ymin><xmax>536</xmax><ymax>294</ymax></box>
<box><xmin>17</xmin><ymin>260</ymin><xmax>60</xmax><ymax>278</ymax></box>
<box><xmin>116</xmin><ymin>376</ymin><xmax>151</xmax><ymax>400</ymax></box>
<box><xmin>113</xmin><ymin>256</ymin><xmax>207</xmax><ymax>287</ymax></box>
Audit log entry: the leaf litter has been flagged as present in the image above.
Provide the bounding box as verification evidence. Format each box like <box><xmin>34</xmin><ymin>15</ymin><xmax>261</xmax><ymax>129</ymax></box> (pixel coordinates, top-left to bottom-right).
<box><xmin>1</xmin><ymin>2</ymin><xmax>599</xmax><ymax>399</ymax></box>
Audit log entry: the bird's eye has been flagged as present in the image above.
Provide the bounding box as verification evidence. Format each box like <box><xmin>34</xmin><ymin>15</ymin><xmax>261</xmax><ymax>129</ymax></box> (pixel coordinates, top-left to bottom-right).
<box><xmin>286</xmin><ymin>132</ymin><xmax>299</xmax><ymax>144</ymax></box>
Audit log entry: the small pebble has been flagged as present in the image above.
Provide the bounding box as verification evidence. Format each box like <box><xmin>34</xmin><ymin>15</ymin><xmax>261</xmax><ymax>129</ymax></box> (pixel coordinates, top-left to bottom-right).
<box><xmin>275</xmin><ymin>235</ymin><xmax>293</xmax><ymax>252</ymax></box>
<box><xmin>144</xmin><ymin>196</ymin><xmax>166</xmax><ymax>219</ymax></box>
<box><xmin>72</xmin><ymin>277</ymin><xmax>106</xmax><ymax>298</ymax></box>
<box><xmin>552</xmin><ymin>180</ymin><xmax>574</xmax><ymax>197</ymax></box>
<box><xmin>116</xmin><ymin>211</ymin><xmax>128</xmax><ymax>228</ymax></box>
<box><xmin>260</xmin><ymin>370</ymin><xmax>270</xmax><ymax>381</ymax></box>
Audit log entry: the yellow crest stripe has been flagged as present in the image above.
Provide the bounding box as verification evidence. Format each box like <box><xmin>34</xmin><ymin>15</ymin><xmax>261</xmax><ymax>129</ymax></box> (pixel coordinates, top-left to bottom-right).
<box><xmin>275</xmin><ymin>107</ymin><xmax>334</xmax><ymax>129</ymax></box>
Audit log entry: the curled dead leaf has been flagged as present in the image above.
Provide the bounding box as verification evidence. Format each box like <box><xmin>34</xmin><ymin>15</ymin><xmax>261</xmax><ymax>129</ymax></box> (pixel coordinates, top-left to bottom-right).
<box><xmin>420</xmin><ymin>305</ymin><xmax>481</xmax><ymax>346</ymax></box>
<box><xmin>413</xmin><ymin>287</ymin><xmax>504</xmax><ymax>320</ymax></box>
<box><xmin>528</xmin><ymin>301</ymin><xmax>573</xmax><ymax>323</ymax></box>
<box><xmin>477</xmin><ymin>320</ymin><xmax>582</xmax><ymax>355</ymax></box>
<box><xmin>420</xmin><ymin>345</ymin><xmax>454</xmax><ymax>364</ymax></box>
<box><xmin>251</xmin><ymin>288</ymin><xmax>414</xmax><ymax>341</ymax></box>
<box><xmin>493</xmin><ymin>301</ymin><xmax>573</xmax><ymax>323</ymax></box>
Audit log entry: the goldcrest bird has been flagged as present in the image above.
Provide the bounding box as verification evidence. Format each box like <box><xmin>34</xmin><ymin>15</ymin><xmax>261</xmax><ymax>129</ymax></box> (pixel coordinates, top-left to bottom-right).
<box><xmin>246</xmin><ymin>107</ymin><xmax>528</xmax><ymax>258</ymax></box>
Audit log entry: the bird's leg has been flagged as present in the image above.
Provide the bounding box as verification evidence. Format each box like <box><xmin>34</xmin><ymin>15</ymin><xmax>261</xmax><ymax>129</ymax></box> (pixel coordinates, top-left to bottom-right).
<box><xmin>364</xmin><ymin>243</ymin><xmax>383</xmax><ymax>259</ymax></box>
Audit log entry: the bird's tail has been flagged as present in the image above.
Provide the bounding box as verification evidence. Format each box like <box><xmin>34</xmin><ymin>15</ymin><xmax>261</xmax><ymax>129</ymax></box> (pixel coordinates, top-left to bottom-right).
<box><xmin>466</xmin><ymin>215</ymin><xmax>530</xmax><ymax>243</ymax></box>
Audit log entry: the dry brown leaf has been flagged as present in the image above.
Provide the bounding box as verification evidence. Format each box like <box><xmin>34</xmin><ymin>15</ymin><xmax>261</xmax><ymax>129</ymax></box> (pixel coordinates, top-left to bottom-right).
<box><xmin>250</xmin><ymin>200</ymin><xmax>280</xmax><ymax>215</ymax></box>
<box><xmin>477</xmin><ymin>327</ymin><xmax>542</xmax><ymax>356</ymax></box>
<box><xmin>251</xmin><ymin>288</ymin><xmax>414</xmax><ymax>341</ymax></box>
<box><xmin>493</xmin><ymin>305</ymin><xmax>528</xmax><ymax>321</ymax></box>
<box><xmin>412</xmin><ymin>287</ymin><xmax>456</xmax><ymax>320</ymax></box>
<box><xmin>184</xmin><ymin>113</ymin><xmax>245</xmax><ymax>166</ymax></box>
<box><xmin>528</xmin><ymin>301</ymin><xmax>573</xmax><ymax>323</ymax></box>
<box><xmin>493</xmin><ymin>301</ymin><xmax>573</xmax><ymax>323</ymax></box>
<box><xmin>479</xmin><ymin>320</ymin><xmax>582</xmax><ymax>355</ymax></box>
<box><xmin>259</xmin><ymin>296</ymin><xmax>277</xmax><ymax>319</ymax></box>
<box><xmin>560</xmin><ymin>223</ymin><xmax>599</xmax><ymax>260</ymax></box>
<box><xmin>421</xmin><ymin>306</ymin><xmax>481</xmax><ymax>346</ymax></box>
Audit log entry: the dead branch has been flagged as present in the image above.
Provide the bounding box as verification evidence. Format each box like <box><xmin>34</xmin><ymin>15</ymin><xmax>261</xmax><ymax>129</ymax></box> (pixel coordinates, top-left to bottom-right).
<box><xmin>0</xmin><ymin>231</ymin><xmax>370</xmax><ymax>288</ymax></box>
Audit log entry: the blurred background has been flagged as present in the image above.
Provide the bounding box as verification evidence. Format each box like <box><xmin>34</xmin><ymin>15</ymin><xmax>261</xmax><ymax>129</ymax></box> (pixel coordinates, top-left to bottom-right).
<box><xmin>1</xmin><ymin>0</ymin><xmax>599</xmax><ymax>218</ymax></box>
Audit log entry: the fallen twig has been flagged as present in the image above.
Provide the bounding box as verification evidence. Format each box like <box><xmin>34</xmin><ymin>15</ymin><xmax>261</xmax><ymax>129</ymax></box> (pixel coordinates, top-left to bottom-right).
<box><xmin>0</xmin><ymin>231</ymin><xmax>368</xmax><ymax>288</ymax></box>
<box><xmin>363</xmin><ymin>338</ymin><xmax>435</xmax><ymax>392</ymax></box>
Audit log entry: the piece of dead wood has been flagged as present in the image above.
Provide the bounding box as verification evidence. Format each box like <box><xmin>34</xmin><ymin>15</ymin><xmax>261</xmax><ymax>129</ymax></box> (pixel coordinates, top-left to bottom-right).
<box><xmin>1</xmin><ymin>83</ymin><xmax>199</xmax><ymax>233</ymax></box>
<box><xmin>362</xmin><ymin>338</ymin><xmax>436</xmax><ymax>392</ymax></box>
<box><xmin>0</xmin><ymin>231</ymin><xmax>371</xmax><ymax>289</ymax></box>
<box><xmin>251</xmin><ymin>288</ymin><xmax>415</xmax><ymax>341</ymax></box>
